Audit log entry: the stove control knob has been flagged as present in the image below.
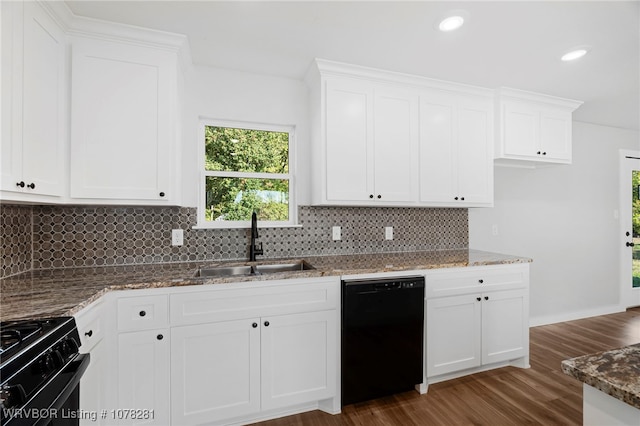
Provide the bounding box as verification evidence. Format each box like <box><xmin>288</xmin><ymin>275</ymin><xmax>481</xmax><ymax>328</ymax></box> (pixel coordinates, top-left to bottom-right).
<box><xmin>56</xmin><ymin>338</ymin><xmax>79</xmax><ymax>358</ymax></box>
<box><xmin>0</xmin><ymin>384</ymin><xmax>27</xmax><ymax>409</ymax></box>
<box><xmin>36</xmin><ymin>351</ymin><xmax>63</xmax><ymax>375</ymax></box>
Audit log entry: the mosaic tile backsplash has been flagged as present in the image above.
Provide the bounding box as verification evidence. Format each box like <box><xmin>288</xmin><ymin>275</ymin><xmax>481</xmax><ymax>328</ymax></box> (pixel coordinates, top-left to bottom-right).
<box><xmin>1</xmin><ymin>204</ymin><xmax>468</xmax><ymax>278</ymax></box>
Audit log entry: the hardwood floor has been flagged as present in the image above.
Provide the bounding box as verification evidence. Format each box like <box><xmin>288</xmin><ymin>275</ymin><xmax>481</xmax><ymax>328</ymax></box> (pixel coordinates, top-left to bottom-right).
<box><xmin>255</xmin><ymin>307</ymin><xmax>640</xmax><ymax>426</ymax></box>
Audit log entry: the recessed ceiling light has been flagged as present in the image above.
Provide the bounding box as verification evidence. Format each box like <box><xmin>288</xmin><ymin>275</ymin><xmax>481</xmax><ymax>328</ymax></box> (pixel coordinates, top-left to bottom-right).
<box><xmin>561</xmin><ymin>47</ymin><xmax>591</xmax><ymax>62</ymax></box>
<box><xmin>439</xmin><ymin>15</ymin><xmax>464</xmax><ymax>32</ymax></box>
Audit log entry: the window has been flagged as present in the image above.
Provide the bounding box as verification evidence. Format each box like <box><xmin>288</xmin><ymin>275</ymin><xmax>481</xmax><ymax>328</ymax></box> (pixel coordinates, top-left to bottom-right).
<box><xmin>199</xmin><ymin>121</ymin><xmax>295</xmax><ymax>228</ymax></box>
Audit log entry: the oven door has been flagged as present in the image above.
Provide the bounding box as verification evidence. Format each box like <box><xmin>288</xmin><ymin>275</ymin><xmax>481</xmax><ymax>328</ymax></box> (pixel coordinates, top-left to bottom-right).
<box><xmin>5</xmin><ymin>353</ymin><xmax>90</xmax><ymax>426</ymax></box>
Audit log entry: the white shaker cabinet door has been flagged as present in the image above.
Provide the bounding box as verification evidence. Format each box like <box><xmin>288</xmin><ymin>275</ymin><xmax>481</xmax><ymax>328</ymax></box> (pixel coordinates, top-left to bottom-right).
<box><xmin>117</xmin><ymin>329</ymin><xmax>170</xmax><ymax>426</ymax></box>
<box><xmin>70</xmin><ymin>37</ymin><xmax>175</xmax><ymax>202</ymax></box>
<box><xmin>502</xmin><ymin>101</ymin><xmax>539</xmax><ymax>158</ymax></box>
<box><xmin>261</xmin><ymin>310</ymin><xmax>337</xmax><ymax>410</ymax></box>
<box><xmin>481</xmin><ymin>289</ymin><xmax>528</xmax><ymax>365</ymax></box>
<box><xmin>1</xmin><ymin>1</ymin><xmax>65</xmax><ymax>197</ymax></box>
<box><xmin>171</xmin><ymin>319</ymin><xmax>261</xmax><ymax>425</ymax></box>
<box><xmin>426</xmin><ymin>294</ymin><xmax>482</xmax><ymax>377</ymax></box>
<box><xmin>325</xmin><ymin>78</ymin><xmax>373</xmax><ymax>202</ymax></box>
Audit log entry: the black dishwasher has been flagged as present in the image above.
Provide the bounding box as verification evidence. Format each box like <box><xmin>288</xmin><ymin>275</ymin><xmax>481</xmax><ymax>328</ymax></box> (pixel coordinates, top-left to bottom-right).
<box><xmin>341</xmin><ymin>276</ymin><xmax>425</xmax><ymax>406</ymax></box>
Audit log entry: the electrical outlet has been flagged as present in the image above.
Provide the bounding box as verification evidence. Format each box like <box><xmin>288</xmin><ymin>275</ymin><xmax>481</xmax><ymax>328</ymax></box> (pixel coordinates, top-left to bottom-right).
<box><xmin>385</xmin><ymin>226</ymin><xmax>393</xmax><ymax>240</ymax></box>
<box><xmin>332</xmin><ymin>226</ymin><xmax>341</xmax><ymax>241</ymax></box>
<box><xmin>172</xmin><ymin>229</ymin><xmax>184</xmax><ymax>246</ymax></box>
<box><xmin>492</xmin><ymin>224</ymin><xmax>499</xmax><ymax>236</ymax></box>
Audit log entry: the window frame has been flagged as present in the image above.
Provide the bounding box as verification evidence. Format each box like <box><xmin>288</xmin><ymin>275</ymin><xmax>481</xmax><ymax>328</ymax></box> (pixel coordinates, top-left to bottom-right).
<box><xmin>196</xmin><ymin>119</ymin><xmax>297</xmax><ymax>229</ymax></box>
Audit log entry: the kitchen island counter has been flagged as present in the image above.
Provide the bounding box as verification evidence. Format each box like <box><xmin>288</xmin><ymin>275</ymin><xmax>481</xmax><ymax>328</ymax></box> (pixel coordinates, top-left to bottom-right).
<box><xmin>1</xmin><ymin>249</ymin><xmax>531</xmax><ymax>321</ymax></box>
<box><xmin>562</xmin><ymin>343</ymin><xmax>640</xmax><ymax>425</ymax></box>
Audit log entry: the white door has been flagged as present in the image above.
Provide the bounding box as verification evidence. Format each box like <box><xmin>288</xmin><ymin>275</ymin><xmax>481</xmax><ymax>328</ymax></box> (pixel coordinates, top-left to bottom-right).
<box><xmin>502</xmin><ymin>101</ymin><xmax>538</xmax><ymax>158</ymax></box>
<box><xmin>170</xmin><ymin>319</ymin><xmax>261</xmax><ymax>425</ymax></box>
<box><xmin>539</xmin><ymin>109</ymin><xmax>572</xmax><ymax>161</ymax></box>
<box><xmin>426</xmin><ymin>294</ymin><xmax>481</xmax><ymax>377</ymax></box>
<box><xmin>261</xmin><ymin>310</ymin><xmax>337</xmax><ymax>410</ymax></box>
<box><xmin>372</xmin><ymin>87</ymin><xmax>419</xmax><ymax>202</ymax></box>
<box><xmin>620</xmin><ymin>151</ymin><xmax>640</xmax><ymax>308</ymax></box>
<box><xmin>117</xmin><ymin>329</ymin><xmax>170</xmax><ymax>426</ymax></box>
<box><xmin>481</xmin><ymin>289</ymin><xmax>527</xmax><ymax>365</ymax></box>
<box><xmin>457</xmin><ymin>99</ymin><xmax>492</xmax><ymax>204</ymax></box>
<box><xmin>324</xmin><ymin>78</ymin><xmax>373</xmax><ymax>202</ymax></box>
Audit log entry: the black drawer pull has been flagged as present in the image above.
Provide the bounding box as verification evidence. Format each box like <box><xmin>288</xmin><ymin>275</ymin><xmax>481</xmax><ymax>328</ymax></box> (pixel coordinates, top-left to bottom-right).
<box><xmin>476</xmin><ymin>297</ymin><xmax>481</xmax><ymax>302</ymax></box>
<box><xmin>252</xmin><ymin>322</ymin><xmax>258</xmax><ymax>328</ymax></box>
<box><xmin>264</xmin><ymin>321</ymin><xmax>270</xmax><ymax>327</ymax></box>
<box><xmin>157</xmin><ymin>334</ymin><xmax>163</xmax><ymax>340</ymax></box>
<box><xmin>27</xmin><ymin>183</ymin><xmax>35</xmax><ymax>189</ymax></box>
<box><xmin>139</xmin><ymin>310</ymin><xmax>146</xmax><ymax>317</ymax></box>
<box><xmin>85</xmin><ymin>330</ymin><xmax>93</xmax><ymax>337</ymax></box>
<box><xmin>484</xmin><ymin>296</ymin><xmax>489</xmax><ymax>301</ymax></box>
<box><xmin>479</xmin><ymin>279</ymin><xmax>484</xmax><ymax>284</ymax></box>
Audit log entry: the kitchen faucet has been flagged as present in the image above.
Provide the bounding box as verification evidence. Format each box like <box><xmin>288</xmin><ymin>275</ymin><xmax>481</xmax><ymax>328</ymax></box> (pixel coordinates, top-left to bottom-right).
<box><xmin>249</xmin><ymin>211</ymin><xmax>263</xmax><ymax>261</ymax></box>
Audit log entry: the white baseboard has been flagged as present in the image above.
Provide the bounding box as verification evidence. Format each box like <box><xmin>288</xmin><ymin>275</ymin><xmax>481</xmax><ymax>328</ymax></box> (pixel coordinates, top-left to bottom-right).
<box><xmin>530</xmin><ymin>304</ymin><xmax>625</xmax><ymax>327</ymax></box>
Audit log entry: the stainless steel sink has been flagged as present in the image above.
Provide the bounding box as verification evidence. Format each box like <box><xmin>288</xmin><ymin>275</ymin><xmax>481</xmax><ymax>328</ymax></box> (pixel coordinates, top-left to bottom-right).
<box><xmin>196</xmin><ymin>265</ymin><xmax>253</xmax><ymax>277</ymax></box>
<box><xmin>196</xmin><ymin>260</ymin><xmax>314</xmax><ymax>278</ymax></box>
<box><xmin>253</xmin><ymin>260</ymin><xmax>315</xmax><ymax>274</ymax></box>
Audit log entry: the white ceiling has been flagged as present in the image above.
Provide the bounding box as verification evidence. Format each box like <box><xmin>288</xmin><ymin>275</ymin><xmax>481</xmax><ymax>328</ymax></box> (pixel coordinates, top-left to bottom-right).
<box><xmin>65</xmin><ymin>0</ymin><xmax>640</xmax><ymax>131</ymax></box>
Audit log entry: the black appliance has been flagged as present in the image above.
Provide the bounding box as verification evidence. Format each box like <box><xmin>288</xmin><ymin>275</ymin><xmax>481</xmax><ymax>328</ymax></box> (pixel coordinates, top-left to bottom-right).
<box><xmin>0</xmin><ymin>317</ymin><xmax>89</xmax><ymax>426</ymax></box>
<box><xmin>341</xmin><ymin>276</ymin><xmax>424</xmax><ymax>406</ymax></box>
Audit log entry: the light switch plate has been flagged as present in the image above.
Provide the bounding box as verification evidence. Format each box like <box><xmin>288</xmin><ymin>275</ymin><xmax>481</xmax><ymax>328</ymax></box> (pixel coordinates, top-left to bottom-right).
<box><xmin>385</xmin><ymin>226</ymin><xmax>393</xmax><ymax>240</ymax></box>
<box><xmin>172</xmin><ymin>229</ymin><xmax>184</xmax><ymax>246</ymax></box>
<box><xmin>332</xmin><ymin>226</ymin><xmax>341</xmax><ymax>241</ymax></box>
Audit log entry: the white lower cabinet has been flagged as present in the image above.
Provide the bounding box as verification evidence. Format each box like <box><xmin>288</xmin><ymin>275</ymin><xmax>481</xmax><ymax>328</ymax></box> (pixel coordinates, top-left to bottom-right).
<box><xmin>171</xmin><ymin>310</ymin><xmax>336</xmax><ymax>425</ymax></box>
<box><xmin>117</xmin><ymin>329</ymin><xmax>171</xmax><ymax>426</ymax></box>
<box><xmin>425</xmin><ymin>264</ymin><xmax>530</xmax><ymax>381</ymax></box>
<box><xmin>171</xmin><ymin>318</ymin><xmax>261</xmax><ymax>424</ymax></box>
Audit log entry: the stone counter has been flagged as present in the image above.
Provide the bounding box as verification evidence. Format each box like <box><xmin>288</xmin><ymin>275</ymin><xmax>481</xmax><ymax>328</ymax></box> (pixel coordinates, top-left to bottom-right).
<box><xmin>1</xmin><ymin>249</ymin><xmax>531</xmax><ymax>322</ymax></box>
<box><xmin>562</xmin><ymin>344</ymin><xmax>640</xmax><ymax>410</ymax></box>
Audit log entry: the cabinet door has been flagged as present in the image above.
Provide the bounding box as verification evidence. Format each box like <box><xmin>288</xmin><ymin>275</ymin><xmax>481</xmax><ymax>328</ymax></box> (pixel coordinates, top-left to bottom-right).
<box><xmin>261</xmin><ymin>310</ymin><xmax>337</xmax><ymax>410</ymax></box>
<box><xmin>70</xmin><ymin>37</ymin><xmax>175</xmax><ymax>201</ymax></box>
<box><xmin>539</xmin><ymin>109</ymin><xmax>572</xmax><ymax>161</ymax></box>
<box><xmin>419</xmin><ymin>96</ymin><xmax>456</xmax><ymax>203</ymax></box>
<box><xmin>117</xmin><ymin>329</ymin><xmax>170</xmax><ymax>426</ymax></box>
<box><xmin>481</xmin><ymin>289</ymin><xmax>528</xmax><ymax>365</ymax></box>
<box><xmin>372</xmin><ymin>87</ymin><xmax>418</xmax><ymax>202</ymax></box>
<box><xmin>502</xmin><ymin>101</ymin><xmax>538</xmax><ymax>157</ymax></box>
<box><xmin>171</xmin><ymin>319</ymin><xmax>260</xmax><ymax>425</ymax></box>
<box><xmin>1</xmin><ymin>1</ymin><xmax>64</xmax><ymax>196</ymax></box>
<box><xmin>426</xmin><ymin>294</ymin><xmax>481</xmax><ymax>377</ymax></box>
<box><xmin>80</xmin><ymin>340</ymin><xmax>104</xmax><ymax>426</ymax></box>
<box><xmin>457</xmin><ymin>100</ymin><xmax>492</xmax><ymax>204</ymax></box>
<box><xmin>325</xmin><ymin>78</ymin><xmax>373</xmax><ymax>202</ymax></box>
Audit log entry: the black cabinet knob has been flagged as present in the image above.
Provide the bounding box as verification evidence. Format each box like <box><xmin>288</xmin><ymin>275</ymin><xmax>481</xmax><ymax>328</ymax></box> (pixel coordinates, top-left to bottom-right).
<box><xmin>252</xmin><ymin>322</ymin><xmax>258</xmax><ymax>328</ymax></box>
<box><xmin>369</xmin><ymin>194</ymin><xmax>374</xmax><ymax>199</ymax></box>
<box><xmin>484</xmin><ymin>296</ymin><xmax>489</xmax><ymax>301</ymax></box>
<box><xmin>264</xmin><ymin>321</ymin><xmax>270</xmax><ymax>327</ymax></box>
<box><xmin>377</xmin><ymin>195</ymin><xmax>381</xmax><ymax>199</ymax></box>
<box><xmin>626</xmin><ymin>231</ymin><xmax>631</xmax><ymax>237</ymax></box>
<box><xmin>159</xmin><ymin>192</ymin><xmax>165</xmax><ymax>197</ymax></box>
<box><xmin>476</xmin><ymin>297</ymin><xmax>481</xmax><ymax>302</ymax></box>
<box><xmin>460</xmin><ymin>197</ymin><xmax>465</xmax><ymax>201</ymax></box>
<box><xmin>627</xmin><ymin>242</ymin><xmax>635</xmax><ymax>247</ymax></box>
<box><xmin>478</xmin><ymin>279</ymin><xmax>484</xmax><ymax>284</ymax></box>
<box><xmin>26</xmin><ymin>183</ymin><xmax>35</xmax><ymax>189</ymax></box>
<box><xmin>537</xmin><ymin>151</ymin><xmax>541</xmax><ymax>155</ymax></box>
<box><xmin>16</xmin><ymin>181</ymin><xmax>25</xmax><ymax>188</ymax></box>
<box><xmin>454</xmin><ymin>197</ymin><xmax>459</xmax><ymax>200</ymax></box>
<box><xmin>542</xmin><ymin>152</ymin><xmax>547</xmax><ymax>155</ymax></box>
<box><xmin>157</xmin><ymin>334</ymin><xmax>163</xmax><ymax>340</ymax></box>
<box><xmin>139</xmin><ymin>310</ymin><xmax>146</xmax><ymax>317</ymax></box>
<box><xmin>85</xmin><ymin>330</ymin><xmax>93</xmax><ymax>337</ymax></box>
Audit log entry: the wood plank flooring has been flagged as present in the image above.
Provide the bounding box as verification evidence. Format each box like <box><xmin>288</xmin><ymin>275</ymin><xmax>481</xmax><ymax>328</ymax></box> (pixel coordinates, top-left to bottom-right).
<box><xmin>255</xmin><ymin>307</ymin><xmax>640</xmax><ymax>426</ymax></box>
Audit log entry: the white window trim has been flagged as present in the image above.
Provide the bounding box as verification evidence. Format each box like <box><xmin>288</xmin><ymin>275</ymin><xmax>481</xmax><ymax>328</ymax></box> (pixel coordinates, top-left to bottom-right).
<box><xmin>194</xmin><ymin>118</ymin><xmax>298</xmax><ymax>229</ymax></box>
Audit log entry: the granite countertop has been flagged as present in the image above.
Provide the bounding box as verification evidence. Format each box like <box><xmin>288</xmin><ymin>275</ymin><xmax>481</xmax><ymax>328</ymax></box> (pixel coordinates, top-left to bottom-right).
<box><xmin>0</xmin><ymin>249</ymin><xmax>531</xmax><ymax>322</ymax></box>
<box><xmin>561</xmin><ymin>344</ymin><xmax>640</xmax><ymax>409</ymax></box>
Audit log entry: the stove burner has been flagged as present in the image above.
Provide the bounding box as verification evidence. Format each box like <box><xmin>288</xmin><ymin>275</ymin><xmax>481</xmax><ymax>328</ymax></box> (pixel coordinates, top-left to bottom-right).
<box><xmin>0</xmin><ymin>320</ymin><xmax>45</xmax><ymax>355</ymax></box>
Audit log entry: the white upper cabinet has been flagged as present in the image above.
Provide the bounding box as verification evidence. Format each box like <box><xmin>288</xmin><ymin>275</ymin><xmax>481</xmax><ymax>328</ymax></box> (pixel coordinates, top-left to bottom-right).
<box><xmin>419</xmin><ymin>91</ymin><xmax>493</xmax><ymax>207</ymax></box>
<box><xmin>495</xmin><ymin>88</ymin><xmax>582</xmax><ymax>166</ymax></box>
<box><xmin>70</xmin><ymin>36</ymin><xmax>179</xmax><ymax>203</ymax></box>
<box><xmin>321</xmin><ymin>75</ymin><xmax>419</xmax><ymax>205</ymax></box>
<box><xmin>1</xmin><ymin>1</ymin><xmax>66</xmax><ymax>200</ymax></box>
<box><xmin>307</xmin><ymin>59</ymin><xmax>491</xmax><ymax>208</ymax></box>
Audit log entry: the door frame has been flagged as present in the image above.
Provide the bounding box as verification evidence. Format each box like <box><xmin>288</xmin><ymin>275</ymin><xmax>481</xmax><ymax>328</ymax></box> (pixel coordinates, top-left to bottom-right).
<box><xmin>619</xmin><ymin>149</ymin><xmax>640</xmax><ymax>309</ymax></box>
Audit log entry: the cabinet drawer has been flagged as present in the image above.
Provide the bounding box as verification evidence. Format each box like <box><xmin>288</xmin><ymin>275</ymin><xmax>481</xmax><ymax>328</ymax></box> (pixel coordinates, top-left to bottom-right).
<box><xmin>74</xmin><ymin>301</ymin><xmax>104</xmax><ymax>353</ymax></box>
<box><xmin>426</xmin><ymin>265</ymin><xmax>528</xmax><ymax>298</ymax></box>
<box><xmin>117</xmin><ymin>295</ymin><xmax>169</xmax><ymax>331</ymax></box>
<box><xmin>170</xmin><ymin>278</ymin><xmax>339</xmax><ymax>326</ymax></box>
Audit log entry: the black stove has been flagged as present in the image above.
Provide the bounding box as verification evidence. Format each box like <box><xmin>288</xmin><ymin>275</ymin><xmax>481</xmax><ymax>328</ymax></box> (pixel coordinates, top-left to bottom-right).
<box><xmin>0</xmin><ymin>317</ymin><xmax>89</xmax><ymax>426</ymax></box>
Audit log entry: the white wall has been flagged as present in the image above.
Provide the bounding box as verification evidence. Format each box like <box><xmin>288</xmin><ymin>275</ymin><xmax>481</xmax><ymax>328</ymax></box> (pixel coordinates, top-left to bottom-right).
<box><xmin>181</xmin><ymin>65</ymin><xmax>311</xmax><ymax>207</ymax></box>
<box><xmin>470</xmin><ymin>121</ymin><xmax>639</xmax><ymax>325</ymax></box>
